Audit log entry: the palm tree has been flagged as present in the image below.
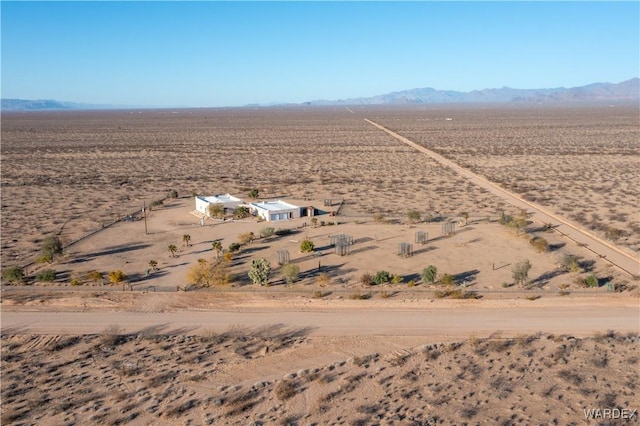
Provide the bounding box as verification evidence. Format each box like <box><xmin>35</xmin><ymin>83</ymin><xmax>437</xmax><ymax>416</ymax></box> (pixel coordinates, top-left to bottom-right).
<box><xmin>211</xmin><ymin>241</ymin><xmax>223</xmax><ymax>258</ymax></box>
<box><xmin>183</xmin><ymin>234</ymin><xmax>191</xmax><ymax>247</ymax></box>
<box><xmin>168</xmin><ymin>244</ymin><xmax>178</xmax><ymax>258</ymax></box>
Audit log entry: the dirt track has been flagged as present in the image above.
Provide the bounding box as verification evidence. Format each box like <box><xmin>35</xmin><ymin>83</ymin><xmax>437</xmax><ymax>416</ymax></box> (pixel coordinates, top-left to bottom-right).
<box><xmin>365</xmin><ymin>118</ymin><xmax>640</xmax><ymax>277</ymax></box>
<box><xmin>3</xmin><ymin>303</ymin><xmax>638</xmax><ymax>337</ymax></box>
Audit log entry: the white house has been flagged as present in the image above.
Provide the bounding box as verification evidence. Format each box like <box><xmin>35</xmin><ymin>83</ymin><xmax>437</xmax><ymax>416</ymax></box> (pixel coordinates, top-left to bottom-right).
<box><xmin>250</xmin><ymin>200</ymin><xmax>300</xmax><ymax>222</ymax></box>
<box><xmin>195</xmin><ymin>194</ymin><xmax>243</xmax><ymax>216</ymax></box>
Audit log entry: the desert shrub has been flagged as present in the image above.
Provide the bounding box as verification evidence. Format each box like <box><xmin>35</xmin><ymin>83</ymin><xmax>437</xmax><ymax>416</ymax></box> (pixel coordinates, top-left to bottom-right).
<box><xmin>207</xmin><ymin>204</ymin><xmax>224</xmax><ymax>219</ymax></box>
<box><xmin>422</xmin><ymin>265</ymin><xmax>438</xmax><ymax>284</ymax></box>
<box><xmin>88</xmin><ymin>270</ymin><xmax>104</xmax><ymax>284</ymax></box>
<box><xmin>275</xmin><ymin>380</ymin><xmax>297</xmax><ymax>401</ymax></box>
<box><xmin>238</xmin><ymin>232</ymin><xmax>255</xmax><ymax>245</ymax></box>
<box><xmin>281</xmin><ymin>263</ymin><xmax>300</xmax><ymax>284</ymax></box>
<box><xmin>70</xmin><ymin>277</ymin><xmax>81</xmax><ymax>286</ymax></box>
<box><xmin>530</xmin><ymin>236</ymin><xmax>549</xmax><ymax>252</ymax></box>
<box><xmin>434</xmin><ymin>289</ymin><xmax>479</xmax><ymax>299</ymax></box>
<box><xmin>300</xmin><ymin>239</ymin><xmax>314</xmax><ymax>253</ymax></box>
<box><xmin>313</xmin><ymin>290</ymin><xmax>329</xmax><ymax>298</ymax></box>
<box><xmin>223</xmin><ymin>252</ymin><xmax>233</xmax><ymax>263</ymax></box>
<box><xmin>407</xmin><ymin>210</ymin><xmax>421</xmax><ymax>223</ymax></box>
<box><xmin>512</xmin><ymin>260</ymin><xmax>532</xmax><ymax>287</ymax></box>
<box><xmin>439</xmin><ymin>273</ymin><xmax>454</xmax><ymax>286</ymax></box>
<box><xmin>169</xmin><ymin>189</ymin><xmax>178</xmax><ymax>198</ymax></box>
<box><xmin>316</xmin><ymin>273</ymin><xmax>331</xmax><ymax>287</ymax></box>
<box><xmin>2</xmin><ymin>266</ymin><xmax>24</xmax><ymax>283</ymax></box>
<box><xmin>259</xmin><ymin>227</ymin><xmax>275</xmax><ymax>238</ymax></box>
<box><xmin>108</xmin><ymin>270</ymin><xmax>127</xmax><ymax>285</ymax></box>
<box><xmin>605</xmin><ymin>227</ymin><xmax>625</xmax><ymax>241</ymax></box>
<box><xmin>39</xmin><ymin>235</ymin><xmax>63</xmax><ymax>263</ymax></box>
<box><xmin>186</xmin><ymin>260</ymin><xmax>211</xmax><ymax>287</ymax></box>
<box><xmin>150</xmin><ymin>199</ymin><xmax>164</xmax><ymax>209</ymax></box>
<box><xmin>274</xmin><ymin>228</ymin><xmax>291</xmax><ymax>236</ymax></box>
<box><xmin>349</xmin><ymin>291</ymin><xmax>371</xmax><ymax>300</ymax></box>
<box><xmin>407</xmin><ymin>280</ymin><xmax>416</xmax><ymax>287</ymax></box>
<box><xmin>584</xmin><ymin>274</ymin><xmax>598</xmax><ymax>288</ymax></box>
<box><xmin>228</xmin><ymin>242</ymin><xmax>241</xmax><ymax>253</ymax></box>
<box><xmin>380</xmin><ymin>290</ymin><xmax>391</xmax><ymax>298</ymax></box>
<box><xmin>248</xmin><ymin>188</ymin><xmax>259</xmax><ymax>199</ymax></box>
<box><xmin>233</xmin><ymin>206</ymin><xmax>250</xmax><ymax>219</ymax></box>
<box><xmin>526</xmin><ymin>295</ymin><xmax>541</xmax><ymax>301</ymax></box>
<box><xmin>373</xmin><ymin>270</ymin><xmax>392</xmax><ymax>285</ymax></box>
<box><xmin>391</xmin><ymin>274</ymin><xmax>403</xmax><ymax>285</ymax></box>
<box><xmin>373</xmin><ymin>213</ymin><xmax>385</xmax><ymax>223</ymax></box>
<box><xmin>248</xmin><ymin>258</ymin><xmax>271</xmax><ymax>286</ymax></box>
<box><xmin>360</xmin><ymin>272</ymin><xmax>373</xmax><ymax>286</ymax></box>
<box><xmin>36</xmin><ymin>269</ymin><xmax>56</xmax><ymax>282</ymax></box>
<box><xmin>561</xmin><ymin>254</ymin><xmax>581</xmax><ymax>273</ymax></box>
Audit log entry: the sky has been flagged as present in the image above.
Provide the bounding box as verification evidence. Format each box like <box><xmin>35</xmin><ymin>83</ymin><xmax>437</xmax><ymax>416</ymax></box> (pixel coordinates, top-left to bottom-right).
<box><xmin>1</xmin><ymin>1</ymin><xmax>639</xmax><ymax>107</ymax></box>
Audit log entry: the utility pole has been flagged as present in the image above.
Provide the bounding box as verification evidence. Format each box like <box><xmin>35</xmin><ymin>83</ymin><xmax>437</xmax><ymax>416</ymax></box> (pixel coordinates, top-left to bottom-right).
<box><xmin>143</xmin><ymin>202</ymin><xmax>148</xmax><ymax>235</ymax></box>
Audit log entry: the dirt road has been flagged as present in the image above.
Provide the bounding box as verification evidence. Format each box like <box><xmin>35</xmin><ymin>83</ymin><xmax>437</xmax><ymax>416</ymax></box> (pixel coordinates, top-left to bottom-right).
<box><xmin>3</xmin><ymin>305</ymin><xmax>638</xmax><ymax>337</ymax></box>
<box><xmin>365</xmin><ymin>119</ymin><xmax>640</xmax><ymax>277</ymax></box>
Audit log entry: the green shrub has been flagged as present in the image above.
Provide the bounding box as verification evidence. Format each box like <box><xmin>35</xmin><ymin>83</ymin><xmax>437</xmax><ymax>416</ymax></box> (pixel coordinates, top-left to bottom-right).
<box><xmin>440</xmin><ymin>273</ymin><xmax>455</xmax><ymax>286</ymax></box>
<box><xmin>2</xmin><ymin>266</ymin><xmax>24</xmax><ymax>283</ymax></box>
<box><xmin>88</xmin><ymin>271</ymin><xmax>104</xmax><ymax>284</ymax></box>
<box><xmin>422</xmin><ymin>265</ymin><xmax>438</xmax><ymax>284</ymax></box>
<box><xmin>300</xmin><ymin>239</ymin><xmax>314</xmax><ymax>253</ymax></box>
<box><xmin>233</xmin><ymin>206</ymin><xmax>250</xmax><ymax>219</ymax></box>
<box><xmin>36</xmin><ymin>269</ymin><xmax>57</xmax><ymax>282</ymax></box>
<box><xmin>373</xmin><ymin>270</ymin><xmax>392</xmax><ymax>285</ymax></box>
<box><xmin>39</xmin><ymin>235</ymin><xmax>63</xmax><ymax>263</ymax></box>
<box><xmin>281</xmin><ymin>263</ymin><xmax>300</xmax><ymax>284</ymax></box>
<box><xmin>228</xmin><ymin>242</ymin><xmax>241</xmax><ymax>253</ymax></box>
<box><xmin>274</xmin><ymin>228</ymin><xmax>291</xmax><ymax>236</ymax></box>
<box><xmin>260</xmin><ymin>227</ymin><xmax>275</xmax><ymax>238</ymax></box>
<box><xmin>248</xmin><ymin>258</ymin><xmax>271</xmax><ymax>286</ymax></box>
<box><xmin>585</xmin><ymin>274</ymin><xmax>598</xmax><ymax>288</ymax></box>
<box><xmin>407</xmin><ymin>210</ymin><xmax>421</xmax><ymax>223</ymax></box>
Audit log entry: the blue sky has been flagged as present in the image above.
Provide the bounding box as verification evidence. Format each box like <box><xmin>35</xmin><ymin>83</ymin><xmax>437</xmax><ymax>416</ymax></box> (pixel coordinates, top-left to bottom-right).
<box><xmin>2</xmin><ymin>1</ymin><xmax>638</xmax><ymax>107</ymax></box>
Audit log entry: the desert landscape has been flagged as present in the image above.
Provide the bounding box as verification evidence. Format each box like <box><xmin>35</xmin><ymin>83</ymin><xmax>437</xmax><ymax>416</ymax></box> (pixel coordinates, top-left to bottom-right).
<box><xmin>2</xmin><ymin>104</ymin><xmax>639</xmax><ymax>424</ymax></box>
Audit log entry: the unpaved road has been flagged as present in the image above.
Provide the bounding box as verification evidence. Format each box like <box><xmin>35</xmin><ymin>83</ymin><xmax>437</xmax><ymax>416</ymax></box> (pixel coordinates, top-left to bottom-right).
<box><xmin>365</xmin><ymin>119</ymin><xmax>640</xmax><ymax>277</ymax></box>
<box><xmin>2</xmin><ymin>305</ymin><xmax>638</xmax><ymax>337</ymax></box>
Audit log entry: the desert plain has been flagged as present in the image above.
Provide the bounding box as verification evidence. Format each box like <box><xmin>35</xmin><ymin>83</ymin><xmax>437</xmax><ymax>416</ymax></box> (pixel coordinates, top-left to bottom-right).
<box><xmin>1</xmin><ymin>103</ymin><xmax>639</xmax><ymax>425</ymax></box>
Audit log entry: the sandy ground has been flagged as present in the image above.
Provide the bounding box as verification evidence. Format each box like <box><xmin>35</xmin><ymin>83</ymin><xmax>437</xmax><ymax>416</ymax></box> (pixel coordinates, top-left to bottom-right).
<box><xmin>2</xmin><ymin>105</ymin><xmax>639</xmax><ymax>425</ymax></box>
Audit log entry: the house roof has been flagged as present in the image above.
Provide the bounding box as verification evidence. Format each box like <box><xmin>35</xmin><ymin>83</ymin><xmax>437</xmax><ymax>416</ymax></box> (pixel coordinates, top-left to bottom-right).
<box><xmin>250</xmin><ymin>200</ymin><xmax>298</xmax><ymax>211</ymax></box>
<box><xmin>198</xmin><ymin>194</ymin><xmax>242</xmax><ymax>204</ymax></box>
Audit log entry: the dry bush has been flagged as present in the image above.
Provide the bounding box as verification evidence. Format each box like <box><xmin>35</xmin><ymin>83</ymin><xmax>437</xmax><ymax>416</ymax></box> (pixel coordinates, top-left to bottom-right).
<box><xmin>275</xmin><ymin>380</ymin><xmax>297</xmax><ymax>401</ymax></box>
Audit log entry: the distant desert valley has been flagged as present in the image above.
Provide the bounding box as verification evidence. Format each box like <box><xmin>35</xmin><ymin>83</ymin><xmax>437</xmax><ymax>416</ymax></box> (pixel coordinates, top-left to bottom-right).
<box><xmin>2</xmin><ymin>103</ymin><xmax>639</xmax><ymax>425</ymax></box>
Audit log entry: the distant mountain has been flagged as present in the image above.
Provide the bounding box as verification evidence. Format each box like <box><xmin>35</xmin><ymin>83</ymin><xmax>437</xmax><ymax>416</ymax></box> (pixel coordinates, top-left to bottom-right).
<box><xmin>1</xmin><ymin>99</ymin><xmax>127</xmax><ymax>111</ymax></box>
<box><xmin>305</xmin><ymin>78</ymin><xmax>639</xmax><ymax>105</ymax></box>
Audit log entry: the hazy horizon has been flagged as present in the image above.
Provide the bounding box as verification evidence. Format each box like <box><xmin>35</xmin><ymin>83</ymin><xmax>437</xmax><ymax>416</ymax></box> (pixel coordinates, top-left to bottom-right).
<box><xmin>2</xmin><ymin>2</ymin><xmax>638</xmax><ymax>108</ymax></box>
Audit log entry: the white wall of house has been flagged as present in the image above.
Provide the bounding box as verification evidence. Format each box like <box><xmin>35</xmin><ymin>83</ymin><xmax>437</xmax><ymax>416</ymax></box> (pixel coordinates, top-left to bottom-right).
<box><xmin>195</xmin><ymin>194</ymin><xmax>242</xmax><ymax>216</ymax></box>
<box><xmin>250</xmin><ymin>201</ymin><xmax>300</xmax><ymax>222</ymax></box>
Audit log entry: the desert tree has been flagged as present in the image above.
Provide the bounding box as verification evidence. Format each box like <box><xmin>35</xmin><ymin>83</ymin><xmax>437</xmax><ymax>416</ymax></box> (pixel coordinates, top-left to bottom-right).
<box><xmin>183</xmin><ymin>234</ymin><xmax>191</xmax><ymax>247</ymax></box>
<box><xmin>512</xmin><ymin>260</ymin><xmax>532</xmax><ymax>287</ymax></box>
<box><xmin>37</xmin><ymin>235</ymin><xmax>63</xmax><ymax>263</ymax></box>
<box><xmin>211</xmin><ymin>241</ymin><xmax>223</xmax><ymax>258</ymax></box>
<box><xmin>149</xmin><ymin>260</ymin><xmax>158</xmax><ymax>271</ymax></box>
<box><xmin>421</xmin><ymin>265</ymin><xmax>438</xmax><ymax>284</ymax></box>
<box><xmin>248</xmin><ymin>258</ymin><xmax>271</xmax><ymax>286</ymax></box>
<box><xmin>168</xmin><ymin>244</ymin><xmax>178</xmax><ymax>258</ymax></box>
<box><xmin>281</xmin><ymin>263</ymin><xmax>300</xmax><ymax>285</ymax></box>
<box><xmin>461</xmin><ymin>212</ymin><xmax>469</xmax><ymax>225</ymax></box>
<box><xmin>186</xmin><ymin>259</ymin><xmax>212</xmax><ymax>287</ymax></box>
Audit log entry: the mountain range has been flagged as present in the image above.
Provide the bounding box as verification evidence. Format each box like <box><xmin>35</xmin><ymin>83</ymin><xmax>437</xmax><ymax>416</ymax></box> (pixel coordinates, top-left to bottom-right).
<box><xmin>306</xmin><ymin>78</ymin><xmax>639</xmax><ymax>106</ymax></box>
<box><xmin>2</xmin><ymin>78</ymin><xmax>638</xmax><ymax>111</ymax></box>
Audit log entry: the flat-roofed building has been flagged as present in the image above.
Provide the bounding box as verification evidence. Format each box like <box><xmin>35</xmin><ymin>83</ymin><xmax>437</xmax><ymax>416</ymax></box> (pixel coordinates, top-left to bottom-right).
<box><xmin>195</xmin><ymin>194</ymin><xmax>243</xmax><ymax>216</ymax></box>
<box><xmin>250</xmin><ymin>200</ymin><xmax>300</xmax><ymax>222</ymax></box>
